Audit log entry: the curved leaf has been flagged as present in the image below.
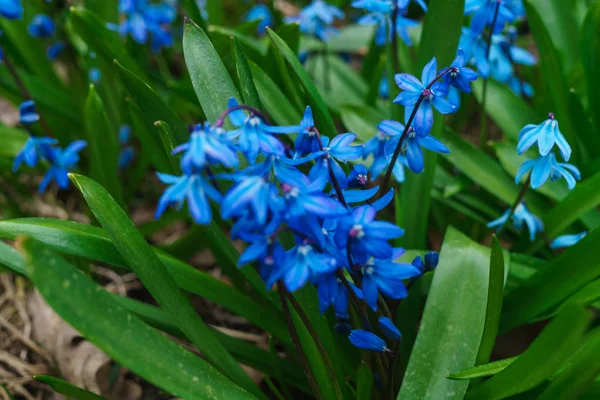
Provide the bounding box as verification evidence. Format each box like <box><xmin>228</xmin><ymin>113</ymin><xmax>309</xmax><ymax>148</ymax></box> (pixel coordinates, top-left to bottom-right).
<box><xmin>34</xmin><ymin>376</ymin><xmax>106</xmax><ymax>400</ymax></box>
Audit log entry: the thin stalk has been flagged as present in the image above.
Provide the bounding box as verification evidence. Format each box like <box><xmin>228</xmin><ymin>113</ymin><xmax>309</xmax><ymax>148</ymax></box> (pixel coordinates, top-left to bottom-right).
<box><xmin>380</xmin><ymin>68</ymin><xmax>455</xmax><ymax>194</ymax></box>
<box><xmin>478</xmin><ymin>1</ymin><xmax>501</xmax><ymax>148</ymax></box>
<box><xmin>2</xmin><ymin>52</ymin><xmax>54</xmax><ymax>137</ymax></box>
<box><xmin>283</xmin><ymin>289</ymin><xmax>344</xmax><ymax>400</ymax></box>
<box><xmin>278</xmin><ymin>284</ymin><xmax>323</xmax><ymax>400</ymax></box>
<box><xmin>214</xmin><ymin>105</ymin><xmax>268</xmax><ymax>127</ymax></box>
<box><xmin>336</xmin><ymin>269</ymin><xmax>372</xmax><ymax>330</ymax></box>
<box><xmin>497</xmin><ymin>175</ymin><xmax>531</xmax><ymax>236</ymax></box>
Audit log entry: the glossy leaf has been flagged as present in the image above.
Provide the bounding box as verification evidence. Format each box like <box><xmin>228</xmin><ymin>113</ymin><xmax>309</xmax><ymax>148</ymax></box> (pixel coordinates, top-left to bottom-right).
<box><xmin>356</xmin><ymin>362</ymin><xmax>373</xmax><ymax>400</ymax></box>
<box><xmin>467</xmin><ymin>306</ymin><xmax>590</xmax><ymax>400</ymax></box>
<box><xmin>398</xmin><ymin>227</ymin><xmax>497</xmax><ymax>400</ymax></box>
<box><xmin>84</xmin><ymin>85</ymin><xmax>122</xmax><ymax>205</ymax></box>
<box><xmin>581</xmin><ymin>2</ymin><xmax>600</xmax><ymax>135</ymax></box>
<box><xmin>68</xmin><ymin>174</ymin><xmax>262</xmax><ymax>396</ymax></box>
<box><xmin>34</xmin><ymin>376</ymin><xmax>106</xmax><ymax>400</ymax></box>
<box><xmin>232</xmin><ymin>39</ymin><xmax>261</xmax><ymax>109</ymax></box>
<box><xmin>154</xmin><ymin>121</ymin><xmax>180</xmax><ymax>173</ymax></box>
<box><xmin>0</xmin><ymin>126</ymin><xmax>27</xmax><ymax>158</ymax></box>
<box><xmin>183</xmin><ymin>19</ymin><xmax>241</xmax><ymax>122</ymax></box>
<box><xmin>0</xmin><ymin>240</ymin><xmax>26</xmax><ymax>277</ymax></box>
<box><xmin>448</xmin><ymin>357</ymin><xmax>518</xmax><ymax>380</ymax></box>
<box><xmin>21</xmin><ymin>238</ymin><xmax>255</xmax><ymax>400</ymax></box>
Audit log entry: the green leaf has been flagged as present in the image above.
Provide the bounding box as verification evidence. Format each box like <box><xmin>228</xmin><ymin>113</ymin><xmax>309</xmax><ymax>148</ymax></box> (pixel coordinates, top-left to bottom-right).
<box><xmin>538</xmin><ymin>328</ymin><xmax>600</xmax><ymax>400</ymax></box>
<box><xmin>248</xmin><ymin>61</ymin><xmax>301</xmax><ymax>126</ymax></box>
<box><xmin>232</xmin><ymin>39</ymin><xmax>262</xmax><ymax>109</ymax></box>
<box><xmin>84</xmin><ymin>85</ymin><xmax>122</xmax><ymax>205</ymax></box>
<box><xmin>180</xmin><ymin>0</ymin><xmax>208</xmax><ymax>32</ymax></box>
<box><xmin>68</xmin><ymin>174</ymin><xmax>262</xmax><ymax>397</ymax></box>
<box><xmin>356</xmin><ymin>362</ymin><xmax>373</xmax><ymax>400</ymax></box>
<box><xmin>398</xmin><ymin>0</ymin><xmax>464</xmax><ymax>249</ymax></box>
<box><xmin>84</xmin><ymin>0</ymin><xmax>118</xmax><ymax>23</ymax></box>
<box><xmin>472</xmin><ymin>79</ymin><xmax>540</xmax><ymax>142</ymax></box>
<box><xmin>206</xmin><ymin>0</ymin><xmax>225</xmax><ymax>25</ymax></box>
<box><xmin>476</xmin><ymin>236</ymin><xmax>504</xmax><ymax>365</ymax></box>
<box><xmin>0</xmin><ymin>240</ymin><xmax>26</xmax><ymax>277</ymax></box>
<box><xmin>397</xmin><ymin>227</ymin><xmax>498</xmax><ymax>400</ymax></box>
<box><xmin>0</xmin><ymin>218</ymin><xmax>289</xmax><ymax>345</ymax></box>
<box><xmin>448</xmin><ymin>357</ymin><xmax>518</xmax><ymax>380</ymax></box>
<box><xmin>267</xmin><ymin>28</ymin><xmax>337</xmax><ymax>138</ymax></box>
<box><xmin>34</xmin><ymin>376</ymin><xmax>106</xmax><ymax>400</ymax></box>
<box><xmin>340</xmin><ymin>105</ymin><xmax>387</xmax><ymax>144</ymax></box>
<box><xmin>115</xmin><ymin>61</ymin><xmax>189</xmax><ymax>146</ymax></box>
<box><xmin>154</xmin><ymin>121</ymin><xmax>180</xmax><ymax>173</ymax></box>
<box><xmin>501</xmin><ymin>228</ymin><xmax>600</xmax><ymax>331</ymax></box>
<box><xmin>183</xmin><ymin>19</ymin><xmax>241</xmax><ymax>122</ymax></box>
<box><xmin>20</xmin><ymin>238</ymin><xmax>255</xmax><ymax>400</ymax></box>
<box><xmin>69</xmin><ymin>8</ymin><xmax>146</xmax><ymax>80</ymax></box>
<box><xmin>0</xmin><ymin>126</ymin><xmax>27</xmax><ymax>158</ymax></box>
<box><xmin>581</xmin><ymin>2</ymin><xmax>600</xmax><ymax>135</ymax></box>
<box><xmin>467</xmin><ymin>306</ymin><xmax>590</xmax><ymax>400</ymax></box>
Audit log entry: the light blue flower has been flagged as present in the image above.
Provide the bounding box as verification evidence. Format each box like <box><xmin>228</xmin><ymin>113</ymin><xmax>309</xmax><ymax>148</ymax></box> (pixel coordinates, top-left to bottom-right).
<box><xmin>281</xmin><ymin>174</ymin><xmax>348</xmax><ymax>219</ymax></box>
<box><xmin>245</xmin><ymin>4</ymin><xmax>273</xmax><ymax>35</ymax></box>
<box><xmin>347</xmin><ymin>164</ymin><xmax>369</xmax><ymax>188</ymax></box>
<box><xmin>39</xmin><ymin>140</ymin><xmax>87</xmax><ymax>193</ymax></box>
<box><xmin>465</xmin><ymin>0</ymin><xmax>516</xmax><ymax>34</ymax></box>
<box><xmin>445</xmin><ymin>49</ymin><xmax>479</xmax><ymax>93</ymax></box>
<box><xmin>0</xmin><ymin>0</ymin><xmax>23</xmax><ymax>20</ymax></box>
<box><xmin>221</xmin><ymin>176</ymin><xmax>276</xmax><ymax>225</ymax></box>
<box><xmin>517</xmin><ymin>115</ymin><xmax>571</xmax><ymax>161</ymax></box>
<box><xmin>19</xmin><ymin>100</ymin><xmax>40</xmax><ymax>126</ymax></box>
<box><xmin>378</xmin><ymin>316</ymin><xmax>401</xmax><ymax>340</ymax></box>
<box><xmin>308</xmin><ymin>133</ymin><xmax>363</xmax><ymax>188</ymax></box>
<box><xmin>89</xmin><ymin>67</ymin><xmax>101</xmax><ymax>83</ymax></box>
<box><xmin>487</xmin><ymin>202</ymin><xmax>543</xmax><ymax>241</ymax></box>
<box><xmin>550</xmin><ymin>232</ymin><xmax>587</xmax><ymax>249</ymax></box>
<box><xmin>316</xmin><ymin>273</ymin><xmax>350</xmax><ymax>318</ymax></box>
<box><xmin>12</xmin><ymin>136</ymin><xmax>57</xmax><ymax>172</ymax></box>
<box><xmin>515</xmin><ymin>153</ymin><xmax>580</xmax><ymax>190</ymax></box>
<box><xmin>349</xmin><ymin>330</ymin><xmax>388</xmax><ymax>352</ymax></box>
<box><xmin>27</xmin><ymin>14</ymin><xmax>55</xmax><ymax>38</ymax></box>
<box><xmin>354</xmin><ymin>6</ymin><xmax>419</xmax><ymax>46</ymax></box>
<box><xmin>47</xmin><ymin>41</ymin><xmax>66</xmax><ymax>60</ymax></box>
<box><xmin>155</xmin><ymin>172</ymin><xmax>222</xmax><ymax>224</ymax></box>
<box><xmin>116</xmin><ymin>0</ymin><xmax>176</xmax><ymax>51</ymax></box>
<box><xmin>394</xmin><ymin>58</ymin><xmax>456</xmax><ymax>136</ymax></box>
<box><xmin>285</xmin><ymin>0</ymin><xmax>344</xmax><ymax>41</ymax></box>
<box><xmin>274</xmin><ymin>241</ymin><xmax>339</xmax><ymax>292</ymax></box>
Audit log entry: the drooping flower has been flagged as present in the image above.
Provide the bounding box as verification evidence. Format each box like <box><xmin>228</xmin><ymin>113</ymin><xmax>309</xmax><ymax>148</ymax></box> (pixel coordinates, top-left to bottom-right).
<box><xmin>285</xmin><ymin>0</ymin><xmax>344</xmax><ymax>41</ymax></box>
<box><xmin>115</xmin><ymin>0</ymin><xmax>176</xmax><ymax>51</ymax></box>
<box><xmin>221</xmin><ymin>176</ymin><xmax>275</xmax><ymax>225</ymax></box>
<box><xmin>274</xmin><ymin>241</ymin><xmax>339</xmax><ymax>292</ymax></box>
<box><xmin>155</xmin><ymin>172</ymin><xmax>222</xmax><ymax>224</ymax></box>
<box><xmin>353</xmin><ymin>4</ymin><xmax>419</xmax><ymax>46</ymax></box>
<box><xmin>47</xmin><ymin>41</ymin><xmax>66</xmax><ymax>61</ymax></box>
<box><xmin>27</xmin><ymin>14</ymin><xmax>55</xmax><ymax>38</ymax></box>
<box><xmin>515</xmin><ymin>153</ymin><xmax>580</xmax><ymax>190</ymax></box>
<box><xmin>378</xmin><ymin>316</ymin><xmax>401</xmax><ymax>340</ymax></box>
<box><xmin>394</xmin><ymin>58</ymin><xmax>456</xmax><ymax>135</ymax></box>
<box><xmin>245</xmin><ymin>4</ymin><xmax>273</xmax><ymax>35</ymax></box>
<box><xmin>316</xmin><ymin>272</ymin><xmax>350</xmax><ymax>318</ymax></box>
<box><xmin>19</xmin><ymin>100</ymin><xmax>40</xmax><ymax>126</ymax></box>
<box><xmin>349</xmin><ymin>330</ymin><xmax>388</xmax><ymax>352</ymax></box>
<box><xmin>444</xmin><ymin>49</ymin><xmax>479</xmax><ymax>93</ymax></box>
<box><xmin>308</xmin><ymin>133</ymin><xmax>363</xmax><ymax>188</ymax></box>
<box><xmin>465</xmin><ymin>0</ymin><xmax>516</xmax><ymax>34</ymax></box>
<box><xmin>0</xmin><ymin>0</ymin><xmax>23</xmax><ymax>20</ymax></box>
<box><xmin>347</xmin><ymin>164</ymin><xmax>369</xmax><ymax>188</ymax></box>
<box><xmin>424</xmin><ymin>251</ymin><xmax>440</xmax><ymax>271</ymax></box>
<box><xmin>550</xmin><ymin>232</ymin><xmax>587</xmax><ymax>249</ymax></box>
<box><xmin>380</xmin><ymin>120</ymin><xmax>450</xmax><ymax>173</ymax></box>
<box><xmin>518</xmin><ymin>114</ymin><xmax>570</xmax><ymax>161</ymax></box>
<box><xmin>487</xmin><ymin>202</ymin><xmax>543</xmax><ymax>241</ymax></box>
<box><xmin>281</xmin><ymin>174</ymin><xmax>348</xmax><ymax>219</ymax></box>
<box><xmin>12</xmin><ymin>136</ymin><xmax>57</xmax><ymax>172</ymax></box>
<box><xmin>118</xmin><ymin>125</ymin><xmax>135</xmax><ymax>169</ymax></box>
<box><xmin>489</xmin><ymin>31</ymin><xmax>537</xmax><ymax>83</ymax></box>
<box><xmin>39</xmin><ymin>140</ymin><xmax>87</xmax><ymax>193</ymax></box>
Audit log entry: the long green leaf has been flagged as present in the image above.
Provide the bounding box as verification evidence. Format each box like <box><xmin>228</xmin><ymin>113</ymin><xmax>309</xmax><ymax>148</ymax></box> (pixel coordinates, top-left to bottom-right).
<box><xmin>0</xmin><ymin>241</ymin><xmax>26</xmax><ymax>276</ymax></box>
<box><xmin>501</xmin><ymin>228</ymin><xmax>600</xmax><ymax>331</ymax></box>
<box><xmin>232</xmin><ymin>39</ymin><xmax>261</xmax><ymax>109</ymax></box>
<box><xmin>183</xmin><ymin>19</ymin><xmax>241</xmax><ymax>122</ymax></box>
<box><xmin>0</xmin><ymin>218</ymin><xmax>289</xmax><ymax>345</ymax></box>
<box><xmin>581</xmin><ymin>2</ymin><xmax>600</xmax><ymax>135</ymax></box>
<box><xmin>0</xmin><ymin>126</ymin><xmax>27</xmax><ymax>158</ymax></box>
<box><xmin>448</xmin><ymin>357</ymin><xmax>518</xmax><ymax>380</ymax></box>
<box><xmin>356</xmin><ymin>362</ymin><xmax>373</xmax><ymax>400</ymax></box>
<box><xmin>267</xmin><ymin>28</ymin><xmax>337</xmax><ymax>138</ymax></box>
<box><xmin>476</xmin><ymin>236</ymin><xmax>504</xmax><ymax>365</ymax></box>
<box><xmin>20</xmin><ymin>238</ymin><xmax>255</xmax><ymax>400</ymax></box>
<box><xmin>397</xmin><ymin>227</ymin><xmax>496</xmax><ymax>400</ymax></box>
<box><xmin>467</xmin><ymin>306</ymin><xmax>590</xmax><ymax>400</ymax></box>
<box><xmin>34</xmin><ymin>376</ymin><xmax>106</xmax><ymax>400</ymax></box>
<box><xmin>84</xmin><ymin>85</ymin><xmax>122</xmax><ymax>205</ymax></box>
<box><xmin>68</xmin><ymin>174</ymin><xmax>261</xmax><ymax>397</ymax></box>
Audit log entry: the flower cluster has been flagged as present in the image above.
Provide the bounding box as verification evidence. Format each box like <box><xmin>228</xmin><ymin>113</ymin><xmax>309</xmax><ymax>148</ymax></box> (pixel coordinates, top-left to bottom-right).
<box><xmin>352</xmin><ymin>0</ymin><xmax>425</xmax><ymax>46</ymax></box>
<box><xmin>488</xmin><ymin>114</ymin><xmax>580</xmax><ymax>241</ymax></box>
<box><xmin>111</xmin><ymin>0</ymin><xmax>176</xmax><ymax>51</ymax></box>
<box><xmin>27</xmin><ymin>14</ymin><xmax>66</xmax><ymax>61</ymax></box>
<box><xmin>155</xmin><ymin>97</ymin><xmax>439</xmax><ymax>351</ymax></box>
<box><xmin>285</xmin><ymin>0</ymin><xmax>345</xmax><ymax>41</ymax></box>
<box><xmin>460</xmin><ymin>0</ymin><xmax>536</xmax><ymax>97</ymax></box>
<box><xmin>12</xmin><ymin>101</ymin><xmax>87</xmax><ymax>193</ymax></box>
<box><xmin>245</xmin><ymin>4</ymin><xmax>274</xmax><ymax>35</ymax></box>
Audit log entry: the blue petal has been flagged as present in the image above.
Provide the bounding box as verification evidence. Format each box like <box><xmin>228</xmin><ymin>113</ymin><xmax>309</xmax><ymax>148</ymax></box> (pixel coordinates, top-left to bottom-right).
<box><xmin>348</xmin><ymin>330</ymin><xmax>387</xmax><ymax>352</ymax></box>
<box><xmin>378</xmin><ymin>316</ymin><xmax>401</xmax><ymax>340</ymax></box>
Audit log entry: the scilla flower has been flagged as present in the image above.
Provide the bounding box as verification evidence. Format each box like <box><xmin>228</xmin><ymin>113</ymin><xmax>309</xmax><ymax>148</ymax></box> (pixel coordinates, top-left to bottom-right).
<box><xmin>550</xmin><ymin>232</ymin><xmax>587</xmax><ymax>249</ymax></box>
<box><xmin>39</xmin><ymin>140</ymin><xmax>87</xmax><ymax>193</ymax></box>
<box><xmin>465</xmin><ymin>0</ymin><xmax>516</xmax><ymax>34</ymax></box>
<box><xmin>518</xmin><ymin>114</ymin><xmax>571</xmax><ymax>161</ymax></box>
<box><xmin>115</xmin><ymin>0</ymin><xmax>176</xmax><ymax>51</ymax></box>
<box><xmin>444</xmin><ymin>49</ymin><xmax>479</xmax><ymax>93</ymax></box>
<box><xmin>353</xmin><ymin>2</ymin><xmax>419</xmax><ymax>46</ymax></box>
<box><xmin>394</xmin><ymin>58</ymin><xmax>456</xmax><ymax>135</ymax></box>
<box><xmin>349</xmin><ymin>330</ymin><xmax>389</xmax><ymax>352</ymax></box>
<box><xmin>515</xmin><ymin>153</ymin><xmax>580</xmax><ymax>190</ymax></box>
<box><xmin>19</xmin><ymin>100</ymin><xmax>40</xmax><ymax>126</ymax></box>
<box><xmin>12</xmin><ymin>137</ymin><xmax>57</xmax><ymax>172</ymax></box>
<box><xmin>285</xmin><ymin>0</ymin><xmax>344</xmax><ymax>41</ymax></box>
<box><xmin>487</xmin><ymin>202</ymin><xmax>543</xmax><ymax>241</ymax></box>
<box><xmin>378</xmin><ymin>316</ymin><xmax>401</xmax><ymax>340</ymax></box>
<box><xmin>245</xmin><ymin>4</ymin><xmax>273</xmax><ymax>35</ymax></box>
<box><xmin>0</xmin><ymin>0</ymin><xmax>23</xmax><ymax>20</ymax></box>
<box><xmin>27</xmin><ymin>14</ymin><xmax>55</xmax><ymax>38</ymax></box>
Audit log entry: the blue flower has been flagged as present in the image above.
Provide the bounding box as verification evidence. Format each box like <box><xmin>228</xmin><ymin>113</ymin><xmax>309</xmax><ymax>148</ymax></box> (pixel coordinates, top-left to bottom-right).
<box><xmin>155</xmin><ymin>172</ymin><xmax>222</xmax><ymax>224</ymax></box>
<box><xmin>349</xmin><ymin>330</ymin><xmax>388</xmax><ymax>352</ymax></box>
<box><xmin>361</xmin><ymin>248</ymin><xmax>421</xmax><ymax>310</ymax></box>
<box><xmin>515</xmin><ymin>153</ymin><xmax>580</xmax><ymax>190</ymax></box>
<box><xmin>12</xmin><ymin>136</ymin><xmax>57</xmax><ymax>172</ymax></box>
<box><xmin>465</xmin><ymin>0</ymin><xmax>516</xmax><ymax>34</ymax></box>
<box><xmin>237</xmin><ymin>221</ymin><xmax>280</xmax><ymax>267</ymax></box>
<box><xmin>173</xmin><ymin>122</ymin><xmax>239</xmax><ymax>173</ymax></box>
<box><xmin>487</xmin><ymin>202</ymin><xmax>543</xmax><ymax>241</ymax></box>
<box><xmin>378</xmin><ymin>316</ymin><xmax>401</xmax><ymax>340</ymax></box>
<box><xmin>39</xmin><ymin>140</ymin><xmax>87</xmax><ymax>193</ymax></box>
<box><xmin>379</xmin><ymin>75</ymin><xmax>389</xmax><ymax>99</ymax></box>
<box><xmin>347</xmin><ymin>164</ymin><xmax>369</xmax><ymax>188</ymax></box>
<box><xmin>550</xmin><ymin>232</ymin><xmax>587</xmax><ymax>249</ymax></box>
<box><xmin>19</xmin><ymin>100</ymin><xmax>40</xmax><ymax>126</ymax></box>
<box><xmin>354</xmin><ymin>6</ymin><xmax>419</xmax><ymax>46</ymax></box>
<box><xmin>116</xmin><ymin>0</ymin><xmax>176</xmax><ymax>51</ymax></box>
<box><xmin>275</xmin><ymin>241</ymin><xmax>339</xmax><ymax>292</ymax></box>
<box><xmin>508</xmin><ymin>76</ymin><xmax>534</xmax><ymax>98</ymax></box>
<box><xmin>489</xmin><ymin>33</ymin><xmax>537</xmax><ymax>83</ymax></box>
<box><xmin>308</xmin><ymin>133</ymin><xmax>363</xmax><ymax>188</ymax></box>
<box><xmin>317</xmin><ymin>273</ymin><xmax>350</xmax><ymax>318</ymax></box>
<box><xmin>293</xmin><ymin>106</ymin><xmax>321</xmax><ymax>156</ymax></box>
<box><xmin>518</xmin><ymin>115</ymin><xmax>570</xmax><ymax>161</ymax></box>
<box><xmin>0</xmin><ymin>0</ymin><xmax>23</xmax><ymax>20</ymax></box>
<box><xmin>246</xmin><ymin>4</ymin><xmax>273</xmax><ymax>35</ymax></box>
<box><xmin>118</xmin><ymin>147</ymin><xmax>135</xmax><ymax>169</ymax></box>
<box><xmin>336</xmin><ymin>205</ymin><xmax>404</xmax><ymax>260</ymax></box>
<box><xmin>47</xmin><ymin>41</ymin><xmax>66</xmax><ymax>60</ymax></box>
<box><xmin>380</xmin><ymin>120</ymin><xmax>450</xmax><ymax>173</ymax></box>
<box><xmin>27</xmin><ymin>14</ymin><xmax>55</xmax><ymax>38</ymax></box>
<box><xmin>285</xmin><ymin>0</ymin><xmax>344</xmax><ymax>41</ymax></box>
<box><xmin>281</xmin><ymin>174</ymin><xmax>348</xmax><ymax>218</ymax></box>
<box><xmin>394</xmin><ymin>58</ymin><xmax>456</xmax><ymax>135</ymax></box>
<box><xmin>445</xmin><ymin>49</ymin><xmax>478</xmax><ymax>93</ymax></box>
<box><xmin>119</xmin><ymin>125</ymin><xmax>132</xmax><ymax>144</ymax></box>
<box><xmin>424</xmin><ymin>251</ymin><xmax>439</xmax><ymax>271</ymax></box>
<box><xmin>221</xmin><ymin>176</ymin><xmax>276</xmax><ymax>225</ymax></box>
<box><xmin>88</xmin><ymin>67</ymin><xmax>101</xmax><ymax>83</ymax></box>
<box><xmin>459</xmin><ymin>26</ymin><xmax>490</xmax><ymax>77</ymax></box>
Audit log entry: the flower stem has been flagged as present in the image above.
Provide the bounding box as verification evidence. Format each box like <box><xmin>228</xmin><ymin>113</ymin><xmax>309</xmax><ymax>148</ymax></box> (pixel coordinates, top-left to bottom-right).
<box><xmin>214</xmin><ymin>104</ymin><xmax>268</xmax><ymax>127</ymax></box>
<box><xmin>2</xmin><ymin>51</ymin><xmax>54</xmax><ymax>137</ymax></box>
<box><xmin>283</xmin><ymin>288</ymin><xmax>344</xmax><ymax>400</ymax></box>
<box><xmin>380</xmin><ymin>68</ymin><xmax>453</xmax><ymax>194</ymax></box>
<box><xmin>278</xmin><ymin>284</ymin><xmax>323</xmax><ymax>400</ymax></box>
<box><xmin>478</xmin><ymin>1</ymin><xmax>501</xmax><ymax>148</ymax></box>
<box><xmin>497</xmin><ymin>175</ymin><xmax>531</xmax><ymax>236</ymax></box>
